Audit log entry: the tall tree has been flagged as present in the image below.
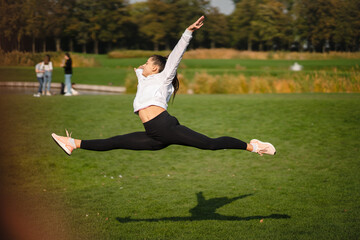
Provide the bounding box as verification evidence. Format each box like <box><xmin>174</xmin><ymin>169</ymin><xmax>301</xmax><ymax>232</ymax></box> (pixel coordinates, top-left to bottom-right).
<box><xmin>47</xmin><ymin>0</ymin><xmax>72</xmax><ymax>52</ymax></box>
<box><xmin>333</xmin><ymin>0</ymin><xmax>360</xmax><ymax>51</ymax></box>
<box><xmin>230</xmin><ymin>0</ymin><xmax>260</xmax><ymax>50</ymax></box>
<box><xmin>138</xmin><ymin>0</ymin><xmax>169</xmax><ymax>50</ymax></box>
<box><xmin>252</xmin><ymin>0</ymin><xmax>291</xmax><ymax>50</ymax></box>
<box><xmin>63</xmin><ymin>0</ymin><xmax>78</xmax><ymax>52</ymax></box>
<box><xmin>170</xmin><ymin>0</ymin><xmax>210</xmax><ymax>48</ymax></box>
<box><xmin>68</xmin><ymin>0</ymin><xmax>95</xmax><ymax>53</ymax></box>
<box><xmin>128</xmin><ymin>2</ymin><xmax>149</xmax><ymax>49</ymax></box>
<box><xmin>98</xmin><ymin>0</ymin><xmax>130</xmax><ymax>52</ymax></box>
<box><xmin>23</xmin><ymin>0</ymin><xmax>44</xmax><ymax>52</ymax></box>
<box><xmin>0</xmin><ymin>0</ymin><xmax>8</xmax><ymax>50</ymax></box>
<box><xmin>206</xmin><ymin>7</ymin><xmax>230</xmax><ymax>48</ymax></box>
<box><xmin>294</xmin><ymin>0</ymin><xmax>337</xmax><ymax>51</ymax></box>
<box><xmin>2</xmin><ymin>0</ymin><xmax>28</xmax><ymax>51</ymax></box>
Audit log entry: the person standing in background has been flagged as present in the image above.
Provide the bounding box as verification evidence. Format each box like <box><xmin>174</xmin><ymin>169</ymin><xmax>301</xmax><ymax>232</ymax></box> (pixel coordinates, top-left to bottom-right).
<box><xmin>61</xmin><ymin>53</ymin><xmax>73</xmax><ymax>96</ymax></box>
<box><xmin>33</xmin><ymin>61</ymin><xmax>44</xmax><ymax>97</ymax></box>
<box><xmin>42</xmin><ymin>55</ymin><xmax>53</xmax><ymax>96</ymax></box>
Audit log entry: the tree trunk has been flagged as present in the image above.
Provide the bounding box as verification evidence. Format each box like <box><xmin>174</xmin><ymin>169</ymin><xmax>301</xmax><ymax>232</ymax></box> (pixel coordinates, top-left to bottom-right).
<box><xmin>17</xmin><ymin>38</ymin><xmax>21</xmax><ymax>51</ymax></box>
<box><xmin>94</xmin><ymin>39</ymin><xmax>99</xmax><ymax>54</ymax></box>
<box><xmin>247</xmin><ymin>38</ymin><xmax>252</xmax><ymax>51</ymax></box>
<box><xmin>82</xmin><ymin>43</ymin><xmax>86</xmax><ymax>53</ymax></box>
<box><xmin>32</xmin><ymin>36</ymin><xmax>36</xmax><ymax>53</ymax></box>
<box><xmin>69</xmin><ymin>39</ymin><xmax>74</xmax><ymax>52</ymax></box>
<box><xmin>43</xmin><ymin>39</ymin><xmax>46</xmax><ymax>52</ymax></box>
<box><xmin>55</xmin><ymin>38</ymin><xmax>61</xmax><ymax>52</ymax></box>
<box><xmin>154</xmin><ymin>42</ymin><xmax>159</xmax><ymax>51</ymax></box>
<box><xmin>107</xmin><ymin>42</ymin><xmax>112</xmax><ymax>53</ymax></box>
<box><xmin>211</xmin><ymin>40</ymin><xmax>215</xmax><ymax>49</ymax></box>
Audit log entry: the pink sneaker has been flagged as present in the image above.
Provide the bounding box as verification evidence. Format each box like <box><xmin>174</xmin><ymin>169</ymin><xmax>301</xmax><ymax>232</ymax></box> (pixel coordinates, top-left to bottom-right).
<box><xmin>250</xmin><ymin>139</ymin><xmax>276</xmax><ymax>156</ymax></box>
<box><xmin>51</xmin><ymin>130</ymin><xmax>76</xmax><ymax>155</ymax></box>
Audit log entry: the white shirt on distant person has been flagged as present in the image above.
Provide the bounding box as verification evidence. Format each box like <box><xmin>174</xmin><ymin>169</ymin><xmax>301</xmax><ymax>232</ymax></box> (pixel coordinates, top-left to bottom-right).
<box><xmin>43</xmin><ymin>62</ymin><xmax>53</xmax><ymax>71</ymax></box>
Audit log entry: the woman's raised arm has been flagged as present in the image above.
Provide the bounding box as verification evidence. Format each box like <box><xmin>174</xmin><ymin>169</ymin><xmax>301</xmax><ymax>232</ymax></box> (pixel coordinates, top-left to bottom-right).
<box><xmin>162</xmin><ymin>16</ymin><xmax>205</xmax><ymax>83</ymax></box>
<box><xmin>187</xmin><ymin>16</ymin><xmax>205</xmax><ymax>32</ymax></box>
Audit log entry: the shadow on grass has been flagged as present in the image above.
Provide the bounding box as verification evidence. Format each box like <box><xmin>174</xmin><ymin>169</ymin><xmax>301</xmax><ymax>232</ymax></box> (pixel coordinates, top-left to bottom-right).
<box><xmin>116</xmin><ymin>192</ymin><xmax>290</xmax><ymax>223</ymax></box>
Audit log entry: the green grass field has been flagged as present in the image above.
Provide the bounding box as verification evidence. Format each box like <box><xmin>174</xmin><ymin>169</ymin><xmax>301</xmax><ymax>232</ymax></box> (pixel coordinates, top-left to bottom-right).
<box><xmin>0</xmin><ymin>93</ymin><xmax>359</xmax><ymax>239</ymax></box>
<box><xmin>0</xmin><ymin>56</ymin><xmax>359</xmax><ymax>86</ymax></box>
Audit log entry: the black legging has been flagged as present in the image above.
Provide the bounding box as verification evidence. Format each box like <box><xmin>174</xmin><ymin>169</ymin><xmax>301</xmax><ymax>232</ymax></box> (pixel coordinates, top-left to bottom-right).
<box><xmin>80</xmin><ymin>111</ymin><xmax>247</xmax><ymax>151</ymax></box>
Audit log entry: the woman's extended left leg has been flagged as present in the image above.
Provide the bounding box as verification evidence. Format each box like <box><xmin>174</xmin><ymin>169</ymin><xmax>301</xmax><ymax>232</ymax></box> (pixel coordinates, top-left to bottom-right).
<box><xmin>147</xmin><ymin>113</ymin><xmax>276</xmax><ymax>155</ymax></box>
<box><xmin>167</xmin><ymin>124</ymin><xmax>248</xmax><ymax>150</ymax></box>
<box><xmin>167</xmin><ymin>123</ymin><xmax>276</xmax><ymax>155</ymax></box>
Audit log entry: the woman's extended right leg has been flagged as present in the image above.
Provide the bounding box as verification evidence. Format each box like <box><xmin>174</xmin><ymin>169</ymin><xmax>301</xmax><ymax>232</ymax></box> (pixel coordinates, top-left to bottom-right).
<box><xmin>51</xmin><ymin>131</ymin><xmax>167</xmax><ymax>155</ymax></box>
<box><xmin>81</xmin><ymin>132</ymin><xmax>167</xmax><ymax>151</ymax></box>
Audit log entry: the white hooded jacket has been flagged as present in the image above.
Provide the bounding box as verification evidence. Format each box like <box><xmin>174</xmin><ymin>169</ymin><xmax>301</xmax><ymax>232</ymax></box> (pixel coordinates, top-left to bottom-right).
<box><xmin>133</xmin><ymin>29</ymin><xmax>193</xmax><ymax>113</ymax></box>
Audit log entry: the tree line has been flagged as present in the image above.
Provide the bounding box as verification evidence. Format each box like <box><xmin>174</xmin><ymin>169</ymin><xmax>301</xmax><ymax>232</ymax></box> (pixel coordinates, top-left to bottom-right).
<box><xmin>1</xmin><ymin>0</ymin><xmax>359</xmax><ymax>54</ymax></box>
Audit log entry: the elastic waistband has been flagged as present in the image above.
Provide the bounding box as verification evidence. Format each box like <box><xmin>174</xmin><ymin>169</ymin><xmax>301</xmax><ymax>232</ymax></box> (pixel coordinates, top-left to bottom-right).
<box><xmin>143</xmin><ymin>111</ymin><xmax>170</xmax><ymax>127</ymax></box>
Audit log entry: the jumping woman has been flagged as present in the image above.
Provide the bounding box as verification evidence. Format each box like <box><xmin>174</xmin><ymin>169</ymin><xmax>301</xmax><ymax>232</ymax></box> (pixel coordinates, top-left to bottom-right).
<box><xmin>52</xmin><ymin>16</ymin><xmax>276</xmax><ymax>156</ymax></box>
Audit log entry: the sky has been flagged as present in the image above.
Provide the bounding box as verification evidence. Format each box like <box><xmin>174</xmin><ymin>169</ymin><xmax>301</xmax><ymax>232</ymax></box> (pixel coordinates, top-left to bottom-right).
<box><xmin>129</xmin><ymin>0</ymin><xmax>235</xmax><ymax>15</ymax></box>
<box><xmin>211</xmin><ymin>0</ymin><xmax>235</xmax><ymax>15</ymax></box>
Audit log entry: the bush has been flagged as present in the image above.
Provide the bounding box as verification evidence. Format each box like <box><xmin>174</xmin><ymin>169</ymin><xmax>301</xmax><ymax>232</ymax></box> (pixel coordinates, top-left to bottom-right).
<box><xmin>192</xmin><ymin>72</ymin><xmax>222</xmax><ymax>94</ymax></box>
<box><xmin>176</xmin><ymin>73</ymin><xmax>189</xmax><ymax>94</ymax></box>
<box><xmin>108</xmin><ymin>50</ymin><xmax>171</xmax><ymax>59</ymax></box>
<box><xmin>183</xmin><ymin>49</ymin><xmax>360</xmax><ymax>60</ymax></box>
<box><xmin>125</xmin><ymin>71</ymin><xmax>138</xmax><ymax>94</ymax></box>
<box><xmin>189</xmin><ymin>68</ymin><xmax>360</xmax><ymax>94</ymax></box>
<box><xmin>0</xmin><ymin>50</ymin><xmax>99</xmax><ymax>67</ymax></box>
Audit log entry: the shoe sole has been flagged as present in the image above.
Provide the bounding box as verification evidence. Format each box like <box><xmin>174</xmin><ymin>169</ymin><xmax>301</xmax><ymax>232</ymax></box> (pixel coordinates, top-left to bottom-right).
<box><xmin>52</xmin><ymin>133</ymin><xmax>71</xmax><ymax>156</ymax></box>
<box><xmin>251</xmin><ymin>139</ymin><xmax>276</xmax><ymax>155</ymax></box>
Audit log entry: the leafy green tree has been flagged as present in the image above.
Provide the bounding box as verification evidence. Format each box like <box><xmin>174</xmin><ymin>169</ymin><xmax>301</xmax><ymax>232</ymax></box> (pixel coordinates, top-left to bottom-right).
<box><xmin>139</xmin><ymin>0</ymin><xmax>169</xmax><ymax>50</ymax></box>
<box><xmin>67</xmin><ymin>0</ymin><xmax>90</xmax><ymax>53</ymax></box>
<box><xmin>165</xmin><ymin>0</ymin><xmax>209</xmax><ymax>48</ymax></box>
<box><xmin>62</xmin><ymin>0</ymin><xmax>77</xmax><ymax>52</ymax></box>
<box><xmin>1</xmin><ymin>0</ymin><xmax>28</xmax><ymax>51</ymax></box>
<box><xmin>35</xmin><ymin>0</ymin><xmax>53</xmax><ymax>52</ymax></box>
<box><xmin>252</xmin><ymin>0</ymin><xmax>291</xmax><ymax>50</ymax></box>
<box><xmin>333</xmin><ymin>0</ymin><xmax>360</xmax><ymax>51</ymax></box>
<box><xmin>22</xmin><ymin>0</ymin><xmax>44</xmax><ymax>52</ymax></box>
<box><xmin>230</xmin><ymin>0</ymin><xmax>259</xmax><ymax>50</ymax></box>
<box><xmin>90</xmin><ymin>0</ymin><xmax>129</xmax><ymax>53</ymax></box>
<box><xmin>294</xmin><ymin>0</ymin><xmax>337</xmax><ymax>51</ymax></box>
<box><xmin>47</xmin><ymin>0</ymin><xmax>71</xmax><ymax>52</ymax></box>
<box><xmin>23</xmin><ymin>0</ymin><xmax>44</xmax><ymax>52</ymax></box>
<box><xmin>128</xmin><ymin>2</ymin><xmax>149</xmax><ymax>49</ymax></box>
<box><xmin>205</xmin><ymin>7</ymin><xmax>230</xmax><ymax>48</ymax></box>
<box><xmin>68</xmin><ymin>0</ymin><xmax>129</xmax><ymax>53</ymax></box>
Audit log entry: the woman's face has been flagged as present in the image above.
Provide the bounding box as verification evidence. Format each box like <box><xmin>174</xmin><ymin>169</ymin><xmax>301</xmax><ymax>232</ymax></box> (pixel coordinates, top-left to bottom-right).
<box><xmin>64</xmin><ymin>55</ymin><xmax>69</xmax><ymax>60</ymax></box>
<box><xmin>142</xmin><ymin>57</ymin><xmax>157</xmax><ymax>77</ymax></box>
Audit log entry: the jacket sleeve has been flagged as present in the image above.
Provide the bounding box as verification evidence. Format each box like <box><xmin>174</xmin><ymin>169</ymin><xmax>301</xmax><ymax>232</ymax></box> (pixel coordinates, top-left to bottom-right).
<box><xmin>162</xmin><ymin>29</ymin><xmax>193</xmax><ymax>84</ymax></box>
<box><xmin>135</xmin><ymin>69</ymin><xmax>144</xmax><ymax>80</ymax></box>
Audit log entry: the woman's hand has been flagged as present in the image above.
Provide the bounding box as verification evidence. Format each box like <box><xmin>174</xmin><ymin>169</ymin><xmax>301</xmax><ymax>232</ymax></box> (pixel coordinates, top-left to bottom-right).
<box><xmin>134</xmin><ymin>64</ymin><xmax>145</xmax><ymax>72</ymax></box>
<box><xmin>187</xmin><ymin>16</ymin><xmax>205</xmax><ymax>32</ymax></box>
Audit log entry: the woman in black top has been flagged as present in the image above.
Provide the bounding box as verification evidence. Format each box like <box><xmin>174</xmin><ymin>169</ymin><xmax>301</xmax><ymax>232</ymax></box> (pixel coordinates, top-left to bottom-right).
<box><xmin>61</xmin><ymin>53</ymin><xmax>73</xmax><ymax>96</ymax></box>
